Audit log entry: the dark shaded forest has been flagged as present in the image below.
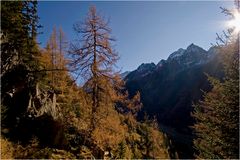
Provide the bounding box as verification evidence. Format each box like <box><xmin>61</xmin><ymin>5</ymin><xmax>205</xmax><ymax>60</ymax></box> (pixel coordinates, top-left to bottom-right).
<box><xmin>1</xmin><ymin>1</ymin><xmax>239</xmax><ymax>159</ymax></box>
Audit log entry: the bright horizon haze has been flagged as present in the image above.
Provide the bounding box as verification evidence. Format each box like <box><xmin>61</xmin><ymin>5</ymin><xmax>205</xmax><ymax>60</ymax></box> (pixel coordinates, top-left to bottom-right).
<box><xmin>37</xmin><ymin>1</ymin><xmax>234</xmax><ymax>72</ymax></box>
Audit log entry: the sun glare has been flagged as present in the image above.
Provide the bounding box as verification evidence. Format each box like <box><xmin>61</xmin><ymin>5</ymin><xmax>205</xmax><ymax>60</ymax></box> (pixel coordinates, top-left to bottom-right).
<box><xmin>227</xmin><ymin>10</ymin><xmax>240</xmax><ymax>34</ymax></box>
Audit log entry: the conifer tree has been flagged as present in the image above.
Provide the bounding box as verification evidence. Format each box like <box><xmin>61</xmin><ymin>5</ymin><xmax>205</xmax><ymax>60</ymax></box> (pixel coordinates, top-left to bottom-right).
<box><xmin>193</xmin><ymin>54</ymin><xmax>239</xmax><ymax>159</ymax></box>
<box><xmin>1</xmin><ymin>3</ymin><xmax>172</xmax><ymax>159</ymax></box>
<box><xmin>1</xmin><ymin>1</ymin><xmax>41</xmax><ymax>74</ymax></box>
<box><xmin>192</xmin><ymin>1</ymin><xmax>239</xmax><ymax>158</ymax></box>
<box><xmin>39</xmin><ymin>27</ymin><xmax>83</xmax><ymax>117</ymax></box>
<box><xmin>1</xmin><ymin>1</ymin><xmax>42</xmax><ymax>131</ymax></box>
<box><xmin>69</xmin><ymin>6</ymin><xmax>119</xmax><ymax>133</ymax></box>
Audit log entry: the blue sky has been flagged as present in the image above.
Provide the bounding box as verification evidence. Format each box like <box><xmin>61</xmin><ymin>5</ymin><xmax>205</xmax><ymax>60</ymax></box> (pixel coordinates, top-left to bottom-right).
<box><xmin>37</xmin><ymin>1</ymin><xmax>234</xmax><ymax>72</ymax></box>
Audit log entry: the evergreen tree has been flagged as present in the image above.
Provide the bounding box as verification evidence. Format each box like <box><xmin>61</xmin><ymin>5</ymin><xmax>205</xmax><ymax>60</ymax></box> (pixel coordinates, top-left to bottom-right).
<box><xmin>192</xmin><ymin>1</ymin><xmax>239</xmax><ymax>158</ymax></box>
<box><xmin>1</xmin><ymin>1</ymin><xmax>42</xmax><ymax>132</ymax></box>
<box><xmin>1</xmin><ymin>1</ymin><xmax>41</xmax><ymax>77</ymax></box>
<box><xmin>1</xmin><ymin>3</ymin><xmax>172</xmax><ymax>159</ymax></box>
<box><xmin>193</xmin><ymin>42</ymin><xmax>239</xmax><ymax>159</ymax></box>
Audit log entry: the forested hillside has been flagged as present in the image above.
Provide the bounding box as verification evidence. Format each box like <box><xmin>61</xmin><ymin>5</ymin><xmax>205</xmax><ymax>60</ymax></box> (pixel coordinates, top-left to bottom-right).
<box><xmin>124</xmin><ymin>1</ymin><xmax>239</xmax><ymax>158</ymax></box>
<box><xmin>1</xmin><ymin>2</ymin><xmax>171</xmax><ymax>159</ymax></box>
<box><xmin>1</xmin><ymin>1</ymin><xmax>239</xmax><ymax>159</ymax></box>
<box><xmin>124</xmin><ymin>44</ymin><xmax>224</xmax><ymax>158</ymax></box>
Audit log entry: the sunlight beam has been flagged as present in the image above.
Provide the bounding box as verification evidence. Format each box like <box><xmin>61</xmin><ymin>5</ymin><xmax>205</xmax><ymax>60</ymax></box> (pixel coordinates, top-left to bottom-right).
<box><xmin>226</xmin><ymin>10</ymin><xmax>240</xmax><ymax>33</ymax></box>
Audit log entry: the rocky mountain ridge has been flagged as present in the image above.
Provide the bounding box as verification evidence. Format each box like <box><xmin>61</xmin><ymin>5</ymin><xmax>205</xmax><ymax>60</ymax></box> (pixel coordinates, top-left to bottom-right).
<box><xmin>123</xmin><ymin>43</ymin><xmax>224</xmax><ymax>158</ymax></box>
<box><xmin>124</xmin><ymin>43</ymin><xmax>219</xmax><ymax>79</ymax></box>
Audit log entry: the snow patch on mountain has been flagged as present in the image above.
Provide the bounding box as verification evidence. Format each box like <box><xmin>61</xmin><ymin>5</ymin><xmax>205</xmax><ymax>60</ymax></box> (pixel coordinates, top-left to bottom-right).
<box><xmin>125</xmin><ymin>43</ymin><xmax>220</xmax><ymax>80</ymax></box>
<box><xmin>137</xmin><ymin>62</ymin><xmax>156</xmax><ymax>73</ymax></box>
<box><xmin>168</xmin><ymin>48</ymin><xmax>185</xmax><ymax>60</ymax></box>
<box><xmin>186</xmin><ymin>43</ymin><xmax>205</xmax><ymax>53</ymax></box>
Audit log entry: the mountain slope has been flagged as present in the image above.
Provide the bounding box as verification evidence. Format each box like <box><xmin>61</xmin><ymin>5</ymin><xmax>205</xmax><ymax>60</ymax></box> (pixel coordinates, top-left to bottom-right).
<box><xmin>124</xmin><ymin>44</ymin><xmax>224</xmax><ymax>158</ymax></box>
<box><xmin>126</xmin><ymin>44</ymin><xmax>223</xmax><ymax>131</ymax></box>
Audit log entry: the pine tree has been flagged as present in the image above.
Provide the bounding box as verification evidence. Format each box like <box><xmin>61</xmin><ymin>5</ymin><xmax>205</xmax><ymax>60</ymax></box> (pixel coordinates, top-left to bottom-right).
<box><xmin>1</xmin><ymin>1</ymin><xmax>41</xmax><ymax>74</ymax></box>
<box><xmin>192</xmin><ymin>1</ymin><xmax>239</xmax><ymax>158</ymax></box>
<box><xmin>193</xmin><ymin>42</ymin><xmax>239</xmax><ymax>159</ymax></box>
<box><xmin>1</xmin><ymin>1</ymin><xmax>42</xmax><ymax>131</ymax></box>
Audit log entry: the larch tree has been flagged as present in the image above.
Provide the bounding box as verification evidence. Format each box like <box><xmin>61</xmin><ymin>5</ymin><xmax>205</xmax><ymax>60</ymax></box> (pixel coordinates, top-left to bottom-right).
<box><xmin>49</xmin><ymin>27</ymin><xmax>58</xmax><ymax>85</ymax></box>
<box><xmin>38</xmin><ymin>27</ymin><xmax>92</xmax><ymax>147</ymax></box>
<box><xmin>69</xmin><ymin>6</ymin><xmax>119</xmax><ymax>133</ymax></box>
<box><xmin>40</xmin><ymin>27</ymin><xmax>69</xmax><ymax>90</ymax></box>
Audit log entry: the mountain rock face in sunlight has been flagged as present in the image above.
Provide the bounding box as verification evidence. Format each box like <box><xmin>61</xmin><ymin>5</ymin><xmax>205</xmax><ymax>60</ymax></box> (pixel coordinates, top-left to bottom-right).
<box><xmin>134</xmin><ymin>62</ymin><xmax>156</xmax><ymax>78</ymax></box>
<box><xmin>137</xmin><ymin>62</ymin><xmax>156</xmax><ymax>73</ymax></box>
<box><xmin>166</xmin><ymin>43</ymin><xmax>208</xmax><ymax>67</ymax></box>
<box><xmin>167</xmin><ymin>48</ymin><xmax>185</xmax><ymax>59</ymax></box>
<box><xmin>124</xmin><ymin>43</ymin><xmax>224</xmax><ymax>157</ymax></box>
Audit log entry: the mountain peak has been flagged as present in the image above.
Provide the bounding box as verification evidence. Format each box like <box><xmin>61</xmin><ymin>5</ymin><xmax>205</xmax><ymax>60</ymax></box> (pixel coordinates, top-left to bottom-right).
<box><xmin>186</xmin><ymin>43</ymin><xmax>206</xmax><ymax>52</ymax></box>
<box><xmin>157</xmin><ymin>59</ymin><xmax>166</xmax><ymax>67</ymax></box>
<box><xmin>168</xmin><ymin>48</ymin><xmax>185</xmax><ymax>60</ymax></box>
<box><xmin>188</xmin><ymin>43</ymin><xmax>196</xmax><ymax>47</ymax></box>
<box><xmin>167</xmin><ymin>43</ymin><xmax>208</xmax><ymax>67</ymax></box>
<box><xmin>138</xmin><ymin>62</ymin><xmax>155</xmax><ymax>68</ymax></box>
<box><xmin>187</xmin><ymin>43</ymin><xmax>200</xmax><ymax>48</ymax></box>
<box><xmin>136</xmin><ymin>63</ymin><xmax>156</xmax><ymax>76</ymax></box>
<box><xmin>126</xmin><ymin>44</ymin><xmax>219</xmax><ymax>83</ymax></box>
